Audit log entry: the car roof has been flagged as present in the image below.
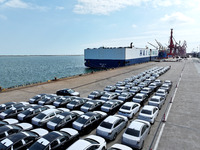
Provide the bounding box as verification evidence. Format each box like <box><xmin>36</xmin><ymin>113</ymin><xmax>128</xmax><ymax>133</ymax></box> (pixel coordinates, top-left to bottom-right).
<box><xmin>67</xmin><ymin>139</ymin><xmax>91</xmax><ymax>150</ymax></box>
<box><xmin>142</xmin><ymin>105</ymin><xmax>155</xmax><ymax>110</ymax></box>
<box><xmin>43</xmin><ymin>131</ymin><xmax>63</xmax><ymax>142</ymax></box>
<box><xmin>151</xmin><ymin>95</ymin><xmax>161</xmax><ymax>99</ymax></box>
<box><xmin>157</xmin><ymin>89</ymin><xmax>166</xmax><ymax>92</ymax></box>
<box><xmin>129</xmin><ymin>121</ymin><xmax>144</xmax><ymax>130</ymax></box>
<box><xmin>123</xmin><ymin>102</ymin><xmax>136</xmax><ymax>106</ymax></box>
<box><xmin>41</xmin><ymin>109</ymin><xmax>59</xmax><ymax>115</ymax></box>
<box><xmin>104</xmin><ymin>116</ymin><xmax>119</xmax><ymax>124</ymax></box>
<box><xmin>135</xmin><ymin>93</ymin><xmax>145</xmax><ymax>97</ymax></box>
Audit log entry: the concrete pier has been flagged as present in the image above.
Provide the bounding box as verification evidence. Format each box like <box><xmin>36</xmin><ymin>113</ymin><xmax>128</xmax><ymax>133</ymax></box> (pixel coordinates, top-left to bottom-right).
<box><xmin>0</xmin><ymin>58</ymin><xmax>199</xmax><ymax>149</ymax></box>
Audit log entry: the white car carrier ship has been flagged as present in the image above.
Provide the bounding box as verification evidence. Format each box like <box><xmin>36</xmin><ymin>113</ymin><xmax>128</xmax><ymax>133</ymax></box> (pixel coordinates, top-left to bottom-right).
<box><xmin>84</xmin><ymin>43</ymin><xmax>158</xmax><ymax>68</ymax></box>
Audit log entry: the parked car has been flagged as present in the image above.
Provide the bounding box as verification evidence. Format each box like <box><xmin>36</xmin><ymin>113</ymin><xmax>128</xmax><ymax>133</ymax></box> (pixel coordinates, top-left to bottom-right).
<box><xmin>132</xmin><ymin>93</ymin><xmax>148</xmax><ymax>106</ymax></box>
<box><xmin>100</xmin><ymin>92</ymin><xmax>119</xmax><ymax>101</ymax></box>
<box><xmin>67</xmin><ymin>135</ymin><xmax>106</xmax><ymax>150</ymax></box>
<box><xmin>88</xmin><ymin>90</ymin><xmax>105</xmax><ymax>99</ymax></box>
<box><xmin>17</xmin><ymin>105</ymin><xmax>54</xmax><ymax>122</ymax></box>
<box><xmin>133</xmin><ymin>79</ymin><xmax>141</xmax><ymax>85</ymax></box>
<box><xmin>104</xmin><ymin>85</ymin><xmax>116</xmax><ymax>92</ymax></box>
<box><xmin>118</xmin><ymin>102</ymin><xmax>141</xmax><ymax>119</ymax></box>
<box><xmin>31</xmin><ymin>109</ymin><xmax>63</xmax><ymax>127</ymax></box>
<box><xmin>160</xmin><ymin>83</ymin><xmax>171</xmax><ymax>93</ymax></box>
<box><xmin>118</xmin><ymin>92</ymin><xmax>134</xmax><ymax>102</ymax></box>
<box><xmin>154</xmin><ymin>79</ymin><xmax>162</xmax><ymax>87</ymax></box>
<box><xmin>148</xmin><ymin>82</ymin><xmax>160</xmax><ymax>92</ymax></box>
<box><xmin>129</xmin><ymin>86</ymin><xmax>141</xmax><ymax>95</ymax></box>
<box><xmin>0</xmin><ymin>118</ymin><xmax>19</xmax><ymax>127</ymax></box>
<box><xmin>122</xmin><ymin>119</ymin><xmax>151</xmax><ymax>149</ymax></box>
<box><xmin>46</xmin><ymin>111</ymin><xmax>83</xmax><ymax>130</ymax></box>
<box><xmin>123</xmin><ymin>78</ymin><xmax>133</xmax><ymax>83</ymax></box>
<box><xmin>138</xmin><ymin>82</ymin><xmax>148</xmax><ymax>88</ymax></box>
<box><xmin>56</xmin><ymin>88</ymin><xmax>80</xmax><ymax>97</ymax></box>
<box><xmin>148</xmin><ymin>95</ymin><xmax>165</xmax><ymax>109</ymax></box>
<box><xmin>80</xmin><ymin>100</ymin><xmax>104</xmax><ymax>112</ymax></box>
<box><xmin>101</xmin><ymin>100</ymin><xmax>123</xmax><ymax>115</ymax></box>
<box><xmin>0</xmin><ymin>103</ymin><xmax>30</xmax><ymax>119</ymax></box>
<box><xmin>28</xmin><ymin>128</ymin><xmax>79</xmax><ymax>150</ymax></box>
<box><xmin>155</xmin><ymin>89</ymin><xmax>168</xmax><ymax>98</ymax></box>
<box><xmin>140</xmin><ymin>87</ymin><xmax>154</xmax><ymax>97</ymax></box>
<box><xmin>29</xmin><ymin>94</ymin><xmax>46</xmax><ymax>104</ymax></box>
<box><xmin>107</xmin><ymin>144</ymin><xmax>132</xmax><ymax>150</ymax></box>
<box><xmin>0</xmin><ymin>123</ymin><xmax>33</xmax><ymax>140</ymax></box>
<box><xmin>38</xmin><ymin>94</ymin><xmax>57</xmax><ymax>105</ymax></box>
<box><xmin>164</xmin><ymin>80</ymin><xmax>172</xmax><ymax>87</ymax></box>
<box><xmin>53</xmin><ymin>96</ymin><xmax>73</xmax><ymax>107</ymax></box>
<box><xmin>115</xmin><ymin>86</ymin><xmax>129</xmax><ymax>94</ymax></box>
<box><xmin>96</xmin><ymin>115</ymin><xmax>128</xmax><ymax>140</ymax></box>
<box><xmin>137</xmin><ymin>105</ymin><xmax>159</xmax><ymax>124</ymax></box>
<box><xmin>0</xmin><ymin>102</ymin><xmax>16</xmax><ymax>113</ymax></box>
<box><xmin>66</xmin><ymin>97</ymin><xmax>89</xmax><ymax>110</ymax></box>
<box><xmin>0</xmin><ymin>128</ymin><xmax>48</xmax><ymax>150</ymax></box>
<box><xmin>125</xmin><ymin>82</ymin><xmax>136</xmax><ymax>88</ymax></box>
<box><xmin>72</xmin><ymin>111</ymin><xmax>106</xmax><ymax>134</ymax></box>
<box><xmin>115</xmin><ymin>81</ymin><xmax>126</xmax><ymax>87</ymax></box>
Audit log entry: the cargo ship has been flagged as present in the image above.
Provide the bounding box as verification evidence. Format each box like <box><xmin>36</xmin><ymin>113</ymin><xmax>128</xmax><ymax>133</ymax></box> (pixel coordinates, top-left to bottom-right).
<box><xmin>84</xmin><ymin>43</ymin><xmax>158</xmax><ymax>68</ymax></box>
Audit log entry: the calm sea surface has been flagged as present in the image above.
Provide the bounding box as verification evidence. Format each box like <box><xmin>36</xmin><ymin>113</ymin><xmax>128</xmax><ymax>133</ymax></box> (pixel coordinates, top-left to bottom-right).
<box><xmin>0</xmin><ymin>55</ymin><xmax>100</xmax><ymax>89</ymax></box>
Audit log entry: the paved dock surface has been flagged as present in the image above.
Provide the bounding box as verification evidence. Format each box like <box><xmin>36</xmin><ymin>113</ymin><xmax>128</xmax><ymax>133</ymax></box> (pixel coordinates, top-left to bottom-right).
<box><xmin>0</xmin><ymin>57</ymin><xmax>199</xmax><ymax>149</ymax></box>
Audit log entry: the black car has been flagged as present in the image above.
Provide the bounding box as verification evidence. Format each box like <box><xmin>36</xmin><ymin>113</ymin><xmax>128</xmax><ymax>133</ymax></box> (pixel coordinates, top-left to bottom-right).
<box><xmin>100</xmin><ymin>100</ymin><xmax>123</xmax><ymax>115</ymax></box>
<box><xmin>104</xmin><ymin>85</ymin><xmax>116</xmax><ymax>92</ymax></box>
<box><xmin>46</xmin><ymin>111</ymin><xmax>82</xmax><ymax>130</ymax></box>
<box><xmin>53</xmin><ymin>96</ymin><xmax>73</xmax><ymax>107</ymax></box>
<box><xmin>17</xmin><ymin>105</ymin><xmax>52</xmax><ymax>122</ymax></box>
<box><xmin>38</xmin><ymin>94</ymin><xmax>57</xmax><ymax>105</ymax></box>
<box><xmin>118</xmin><ymin>92</ymin><xmax>134</xmax><ymax>102</ymax></box>
<box><xmin>0</xmin><ymin>128</ymin><xmax>48</xmax><ymax>150</ymax></box>
<box><xmin>72</xmin><ymin>111</ymin><xmax>107</xmax><ymax>134</ymax></box>
<box><xmin>66</xmin><ymin>97</ymin><xmax>89</xmax><ymax>110</ymax></box>
<box><xmin>28</xmin><ymin>128</ymin><xmax>79</xmax><ymax>150</ymax></box>
<box><xmin>80</xmin><ymin>100</ymin><xmax>105</xmax><ymax>112</ymax></box>
<box><xmin>88</xmin><ymin>90</ymin><xmax>105</xmax><ymax>99</ymax></box>
<box><xmin>0</xmin><ymin>123</ymin><xmax>33</xmax><ymax>140</ymax></box>
<box><xmin>0</xmin><ymin>103</ymin><xmax>30</xmax><ymax>119</ymax></box>
<box><xmin>29</xmin><ymin>94</ymin><xmax>46</xmax><ymax>104</ymax></box>
<box><xmin>56</xmin><ymin>88</ymin><xmax>80</xmax><ymax>97</ymax></box>
<box><xmin>0</xmin><ymin>102</ymin><xmax>16</xmax><ymax>113</ymax></box>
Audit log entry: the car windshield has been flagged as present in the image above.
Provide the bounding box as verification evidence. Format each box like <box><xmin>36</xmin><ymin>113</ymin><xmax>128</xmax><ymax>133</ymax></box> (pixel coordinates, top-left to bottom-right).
<box><xmin>103</xmin><ymin>103</ymin><xmax>112</xmax><ymax>107</ymax></box>
<box><xmin>150</xmin><ymin>98</ymin><xmax>159</xmax><ymax>102</ymax></box>
<box><xmin>142</xmin><ymin>89</ymin><xmax>148</xmax><ymax>92</ymax></box>
<box><xmin>83</xmin><ymin>103</ymin><xmax>93</xmax><ymax>108</ymax></box>
<box><xmin>91</xmin><ymin>91</ymin><xmax>99</xmax><ymax>95</ymax></box>
<box><xmin>141</xmin><ymin>109</ymin><xmax>152</xmax><ymax>115</ymax></box>
<box><xmin>134</xmin><ymin>96</ymin><xmax>142</xmax><ymax>99</ymax></box>
<box><xmin>121</xmin><ymin>105</ymin><xmax>131</xmax><ymax>110</ymax></box>
<box><xmin>100</xmin><ymin>122</ymin><xmax>113</xmax><ymax>129</ymax></box>
<box><xmin>76</xmin><ymin>115</ymin><xmax>89</xmax><ymax>124</ymax></box>
<box><xmin>30</xmin><ymin>138</ymin><xmax>49</xmax><ymax>150</ymax></box>
<box><xmin>84</xmin><ymin>138</ymin><xmax>98</xmax><ymax>144</ymax></box>
<box><xmin>125</xmin><ymin>128</ymin><xmax>140</xmax><ymax>137</ymax></box>
<box><xmin>22</xmin><ymin>110</ymin><xmax>32</xmax><ymax>115</ymax></box>
<box><xmin>120</xmin><ymin>94</ymin><xmax>128</xmax><ymax>97</ymax></box>
<box><xmin>70</xmin><ymin>101</ymin><xmax>79</xmax><ymax>105</ymax></box>
<box><xmin>157</xmin><ymin>91</ymin><xmax>164</xmax><ymax>94</ymax></box>
<box><xmin>36</xmin><ymin>113</ymin><xmax>46</xmax><ymax>119</ymax></box>
<box><xmin>67</xmin><ymin>89</ymin><xmax>75</xmax><ymax>94</ymax></box>
<box><xmin>103</xmin><ymin>94</ymin><xmax>110</xmax><ymax>97</ymax></box>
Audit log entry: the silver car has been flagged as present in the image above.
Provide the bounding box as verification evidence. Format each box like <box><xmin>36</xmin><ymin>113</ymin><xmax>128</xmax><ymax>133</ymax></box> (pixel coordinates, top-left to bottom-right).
<box><xmin>155</xmin><ymin>89</ymin><xmax>168</xmax><ymax>98</ymax></box>
<box><xmin>148</xmin><ymin>95</ymin><xmax>165</xmax><ymax>109</ymax></box>
<box><xmin>96</xmin><ymin>115</ymin><xmax>128</xmax><ymax>140</ymax></box>
<box><xmin>122</xmin><ymin>119</ymin><xmax>151</xmax><ymax>149</ymax></box>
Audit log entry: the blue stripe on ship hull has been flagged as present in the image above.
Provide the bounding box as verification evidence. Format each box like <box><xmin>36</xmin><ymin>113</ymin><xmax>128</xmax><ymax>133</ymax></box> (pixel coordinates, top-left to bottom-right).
<box><xmin>85</xmin><ymin>56</ymin><xmax>157</xmax><ymax>68</ymax></box>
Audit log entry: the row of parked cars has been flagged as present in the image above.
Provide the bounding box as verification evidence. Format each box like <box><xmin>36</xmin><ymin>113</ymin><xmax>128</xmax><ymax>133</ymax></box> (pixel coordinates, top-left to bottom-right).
<box><xmin>0</xmin><ymin>66</ymin><xmax>172</xmax><ymax>150</ymax></box>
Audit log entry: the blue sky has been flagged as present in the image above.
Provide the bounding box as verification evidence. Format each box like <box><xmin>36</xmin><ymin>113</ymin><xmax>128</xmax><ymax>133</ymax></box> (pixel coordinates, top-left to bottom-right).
<box><xmin>0</xmin><ymin>0</ymin><xmax>199</xmax><ymax>55</ymax></box>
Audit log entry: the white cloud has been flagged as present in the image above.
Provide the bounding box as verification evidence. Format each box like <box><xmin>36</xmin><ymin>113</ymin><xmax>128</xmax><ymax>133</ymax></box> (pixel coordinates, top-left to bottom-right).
<box><xmin>4</xmin><ymin>0</ymin><xmax>29</xmax><ymax>8</ymax></box>
<box><xmin>161</xmin><ymin>12</ymin><xmax>194</xmax><ymax>25</ymax></box>
<box><xmin>74</xmin><ymin>0</ymin><xmax>150</xmax><ymax>15</ymax></box>
<box><xmin>132</xmin><ymin>24</ymin><xmax>137</xmax><ymax>28</ymax></box>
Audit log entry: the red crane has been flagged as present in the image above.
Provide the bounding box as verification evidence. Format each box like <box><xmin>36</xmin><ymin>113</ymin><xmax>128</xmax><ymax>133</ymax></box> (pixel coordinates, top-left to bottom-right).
<box><xmin>168</xmin><ymin>29</ymin><xmax>174</xmax><ymax>57</ymax></box>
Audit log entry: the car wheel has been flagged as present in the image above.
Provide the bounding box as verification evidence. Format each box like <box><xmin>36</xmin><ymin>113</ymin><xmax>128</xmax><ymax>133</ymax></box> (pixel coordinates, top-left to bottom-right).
<box><xmin>102</xmin><ymin>147</ymin><xmax>106</xmax><ymax>150</ymax></box>
<box><xmin>113</xmin><ymin>133</ymin><xmax>117</xmax><ymax>140</ymax></box>
<box><xmin>140</xmin><ymin>141</ymin><xmax>144</xmax><ymax>150</ymax></box>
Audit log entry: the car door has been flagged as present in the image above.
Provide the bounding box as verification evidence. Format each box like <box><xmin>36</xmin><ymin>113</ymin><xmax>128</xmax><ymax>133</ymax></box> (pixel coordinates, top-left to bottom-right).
<box><xmin>153</xmin><ymin>108</ymin><xmax>158</xmax><ymax>119</ymax></box>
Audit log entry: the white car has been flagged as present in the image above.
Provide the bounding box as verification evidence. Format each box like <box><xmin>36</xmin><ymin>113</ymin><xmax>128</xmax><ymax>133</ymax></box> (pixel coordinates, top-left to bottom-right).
<box><xmin>148</xmin><ymin>95</ymin><xmax>165</xmax><ymax>109</ymax></box>
<box><xmin>115</xmin><ymin>86</ymin><xmax>129</xmax><ymax>94</ymax></box>
<box><xmin>67</xmin><ymin>135</ymin><xmax>106</xmax><ymax>150</ymax></box>
<box><xmin>122</xmin><ymin>119</ymin><xmax>151</xmax><ymax>150</ymax></box>
<box><xmin>118</xmin><ymin>102</ymin><xmax>140</xmax><ymax>119</ymax></box>
<box><xmin>96</xmin><ymin>115</ymin><xmax>128</xmax><ymax>140</ymax></box>
<box><xmin>0</xmin><ymin>118</ymin><xmax>19</xmax><ymax>126</ymax></box>
<box><xmin>155</xmin><ymin>89</ymin><xmax>168</xmax><ymax>98</ymax></box>
<box><xmin>107</xmin><ymin>143</ymin><xmax>132</xmax><ymax>150</ymax></box>
<box><xmin>137</xmin><ymin>105</ymin><xmax>159</xmax><ymax>124</ymax></box>
<box><xmin>132</xmin><ymin>93</ymin><xmax>148</xmax><ymax>105</ymax></box>
<box><xmin>31</xmin><ymin>109</ymin><xmax>62</xmax><ymax>127</ymax></box>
